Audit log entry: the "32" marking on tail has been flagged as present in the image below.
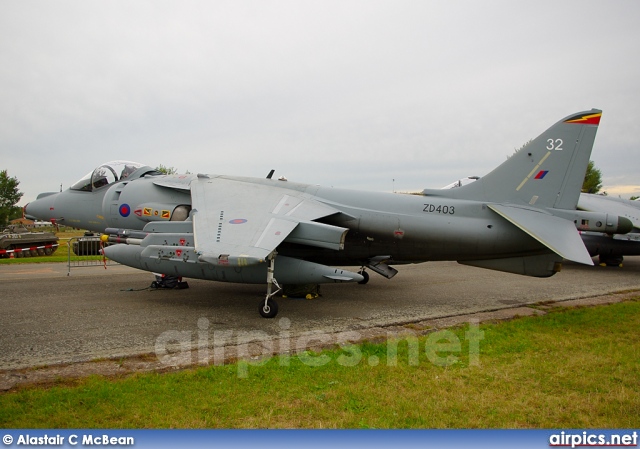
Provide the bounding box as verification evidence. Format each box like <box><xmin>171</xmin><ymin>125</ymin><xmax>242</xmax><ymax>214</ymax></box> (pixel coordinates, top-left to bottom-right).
<box><xmin>546</xmin><ymin>138</ymin><xmax>563</xmax><ymax>150</ymax></box>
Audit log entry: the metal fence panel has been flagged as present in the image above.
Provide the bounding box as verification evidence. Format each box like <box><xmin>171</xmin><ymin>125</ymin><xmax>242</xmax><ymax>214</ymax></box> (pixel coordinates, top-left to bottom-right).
<box><xmin>67</xmin><ymin>236</ymin><xmax>118</xmax><ymax>275</ymax></box>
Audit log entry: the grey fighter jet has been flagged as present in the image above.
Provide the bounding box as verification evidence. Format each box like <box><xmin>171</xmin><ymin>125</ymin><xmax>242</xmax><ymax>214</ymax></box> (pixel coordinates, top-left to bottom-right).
<box><xmin>26</xmin><ymin>109</ymin><xmax>629</xmax><ymax>317</ymax></box>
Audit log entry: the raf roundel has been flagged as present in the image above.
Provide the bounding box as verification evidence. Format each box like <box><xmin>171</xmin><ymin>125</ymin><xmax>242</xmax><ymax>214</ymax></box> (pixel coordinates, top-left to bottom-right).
<box><xmin>119</xmin><ymin>203</ymin><xmax>131</xmax><ymax>217</ymax></box>
<box><xmin>229</xmin><ymin>218</ymin><xmax>248</xmax><ymax>225</ymax></box>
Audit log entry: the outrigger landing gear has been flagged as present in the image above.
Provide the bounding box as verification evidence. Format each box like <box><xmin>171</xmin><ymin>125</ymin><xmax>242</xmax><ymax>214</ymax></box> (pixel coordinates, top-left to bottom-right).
<box><xmin>259</xmin><ymin>252</ymin><xmax>282</xmax><ymax>318</ymax></box>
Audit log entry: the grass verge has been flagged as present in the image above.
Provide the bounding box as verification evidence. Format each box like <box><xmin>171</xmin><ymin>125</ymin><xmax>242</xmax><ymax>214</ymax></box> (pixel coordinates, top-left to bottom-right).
<box><xmin>0</xmin><ymin>300</ymin><xmax>638</xmax><ymax>428</ymax></box>
<box><xmin>0</xmin><ymin>229</ymin><xmax>102</xmax><ymax>264</ymax></box>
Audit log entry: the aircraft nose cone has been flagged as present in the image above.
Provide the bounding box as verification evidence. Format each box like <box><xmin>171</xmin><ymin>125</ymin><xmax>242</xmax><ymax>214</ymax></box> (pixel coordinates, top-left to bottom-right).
<box><xmin>24</xmin><ymin>192</ymin><xmax>58</xmax><ymax>221</ymax></box>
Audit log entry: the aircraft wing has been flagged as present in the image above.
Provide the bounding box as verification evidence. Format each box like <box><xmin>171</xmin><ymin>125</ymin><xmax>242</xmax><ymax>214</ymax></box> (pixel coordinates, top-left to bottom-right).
<box><xmin>488</xmin><ymin>204</ymin><xmax>594</xmax><ymax>265</ymax></box>
<box><xmin>191</xmin><ymin>175</ymin><xmax>345</xmax><ymax>266</ymax></box>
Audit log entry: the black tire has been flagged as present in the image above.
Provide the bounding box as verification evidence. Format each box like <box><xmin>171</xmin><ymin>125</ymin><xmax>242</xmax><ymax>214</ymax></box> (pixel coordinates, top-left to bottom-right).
<box><xmin>259</xmin><ymin>298</ymin><xmax>279</xmax><ymax>318</ymax></box>
<box><xmin>358</xmin><ymin>270</ymin><xmax>370</xmax><ymax>285</ymax></box>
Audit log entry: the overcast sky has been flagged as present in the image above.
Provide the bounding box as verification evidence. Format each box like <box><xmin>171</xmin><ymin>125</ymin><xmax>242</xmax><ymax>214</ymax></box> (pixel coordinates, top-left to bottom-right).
<box><xmin>2</xmin><ymin>0</ymin><xmax>639</xmax><ymax>205</ymax></box>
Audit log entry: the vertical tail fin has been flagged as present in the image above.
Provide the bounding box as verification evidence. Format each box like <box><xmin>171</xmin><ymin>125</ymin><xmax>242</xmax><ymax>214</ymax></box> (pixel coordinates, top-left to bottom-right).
<box><xmin>449</xmin><ymin>109</ymin><xmax>602</xmax><ymax>209</ymax></box>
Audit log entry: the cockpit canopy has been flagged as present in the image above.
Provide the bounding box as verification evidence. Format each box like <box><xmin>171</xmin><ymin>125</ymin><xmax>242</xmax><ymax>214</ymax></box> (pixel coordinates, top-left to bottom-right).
<box><xmin>70</xmin><ymin>161</ymin><xmax>157</xmax><ymax>192</ymax></box>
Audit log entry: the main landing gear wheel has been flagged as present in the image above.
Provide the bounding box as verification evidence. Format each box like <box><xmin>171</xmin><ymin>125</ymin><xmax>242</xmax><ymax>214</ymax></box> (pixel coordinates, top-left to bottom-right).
<box><xmin>258</xmin><ymin>252</ymin><xmax>281</xmax><ymax>318</ymax></box>
<box><xmin>358</xmin><ymin>270</ymin><xmax>369</xmax><ymax>285</ymax></box>
<box><xmin>259</xmin><ymin>298</ymin><xmax>279</xmax><ymax>318</ymax></box>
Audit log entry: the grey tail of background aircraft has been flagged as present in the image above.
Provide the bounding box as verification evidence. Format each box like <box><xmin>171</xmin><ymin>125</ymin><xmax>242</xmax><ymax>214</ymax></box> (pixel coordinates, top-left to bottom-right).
<box><xmin>439</xmin><ymin>109</ymin><xmax>602</xmax><ymax>210</ymax></box>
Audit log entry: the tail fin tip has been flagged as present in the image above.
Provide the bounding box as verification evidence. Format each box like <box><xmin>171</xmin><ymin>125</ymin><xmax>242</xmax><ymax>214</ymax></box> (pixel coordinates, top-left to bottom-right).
<box><xmin>564</xmin><ymin>110</ymin><xmax>602</xmax><ymax>125</ymax></box>
<box><xmin>442</xmin><ymin>109</ymin><xmax>603</xmax><ymax>209</ymax></box>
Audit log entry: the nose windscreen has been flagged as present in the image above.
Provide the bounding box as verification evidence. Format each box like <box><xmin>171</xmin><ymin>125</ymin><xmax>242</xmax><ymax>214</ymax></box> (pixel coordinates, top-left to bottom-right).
<box><xmin>70</xmin><ymin>161</ymin><xmax>146</xmax><ymax>192</ymax></box>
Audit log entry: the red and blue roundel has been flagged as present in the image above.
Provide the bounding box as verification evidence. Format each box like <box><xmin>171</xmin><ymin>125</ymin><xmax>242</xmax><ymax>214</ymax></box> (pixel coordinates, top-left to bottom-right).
<box><xmin>229</xmin><ymin>218</ymin><xmax>247</xmax><ymax>224</ymax></box>
<box><xmin>119</xmin><ymin>203</ymin><xmax>131</xmax><ymax>217</ymax></box>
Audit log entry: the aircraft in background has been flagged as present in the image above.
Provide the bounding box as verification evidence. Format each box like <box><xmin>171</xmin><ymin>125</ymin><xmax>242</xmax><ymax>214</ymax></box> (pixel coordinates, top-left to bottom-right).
<box><xmin>26</xmin><ymin>109</ymin><xmax>630</xmax><ymax>318</ymax></box>
<box><xmin>577</xmin><ymin>193</ymin><xmax>640</xmax><ymax>266</ymax></box>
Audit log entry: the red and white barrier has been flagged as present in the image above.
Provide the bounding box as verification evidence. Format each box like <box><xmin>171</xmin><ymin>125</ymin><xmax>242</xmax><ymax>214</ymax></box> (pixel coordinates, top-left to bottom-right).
<box><xmin>0</xmin><ymin>243</ymin><xmax>59</xmax><ymax>256</ymax></box>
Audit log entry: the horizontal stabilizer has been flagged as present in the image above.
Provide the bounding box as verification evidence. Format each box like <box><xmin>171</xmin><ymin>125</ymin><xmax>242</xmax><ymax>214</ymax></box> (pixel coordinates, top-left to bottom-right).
<box><xmin>488</xmin><ymin>204</ymin><xmax>593</xmax><ymax>265</ymax></box>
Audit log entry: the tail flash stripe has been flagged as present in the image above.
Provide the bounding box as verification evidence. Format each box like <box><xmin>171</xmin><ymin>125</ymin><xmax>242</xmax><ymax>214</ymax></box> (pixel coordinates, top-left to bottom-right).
<box><xmin>564</xmin><ymin>112</ymin><xmax>601</xmax><ymax>125</ymax></box>
<box><xmin>535</xmin><ymin>170</ymin><xmax>549</xmax><ymax>179</ymax></box>
<box><xmin>516</xmin><ymin>151</ymin><xmax>551</xmax><ymax>191</ymax></box>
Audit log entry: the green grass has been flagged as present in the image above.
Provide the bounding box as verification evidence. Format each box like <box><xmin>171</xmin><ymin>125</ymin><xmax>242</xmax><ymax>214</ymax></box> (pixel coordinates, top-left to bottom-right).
<box><xmin>0</xmin><ymin>253</ymin><xmax>102</xmax><ymax>264</ymax></box>
<box><xmin>0</xmin><ymin>301</ymin><xmax>638</xmax><ymax>428</ymax></box>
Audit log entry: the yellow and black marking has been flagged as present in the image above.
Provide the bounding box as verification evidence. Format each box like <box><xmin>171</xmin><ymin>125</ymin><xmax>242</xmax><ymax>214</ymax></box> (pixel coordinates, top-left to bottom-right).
<box><xmin>564</xmin><ymin>112</ymin><xmax>601</xmax><ymax>125</ymax></box>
